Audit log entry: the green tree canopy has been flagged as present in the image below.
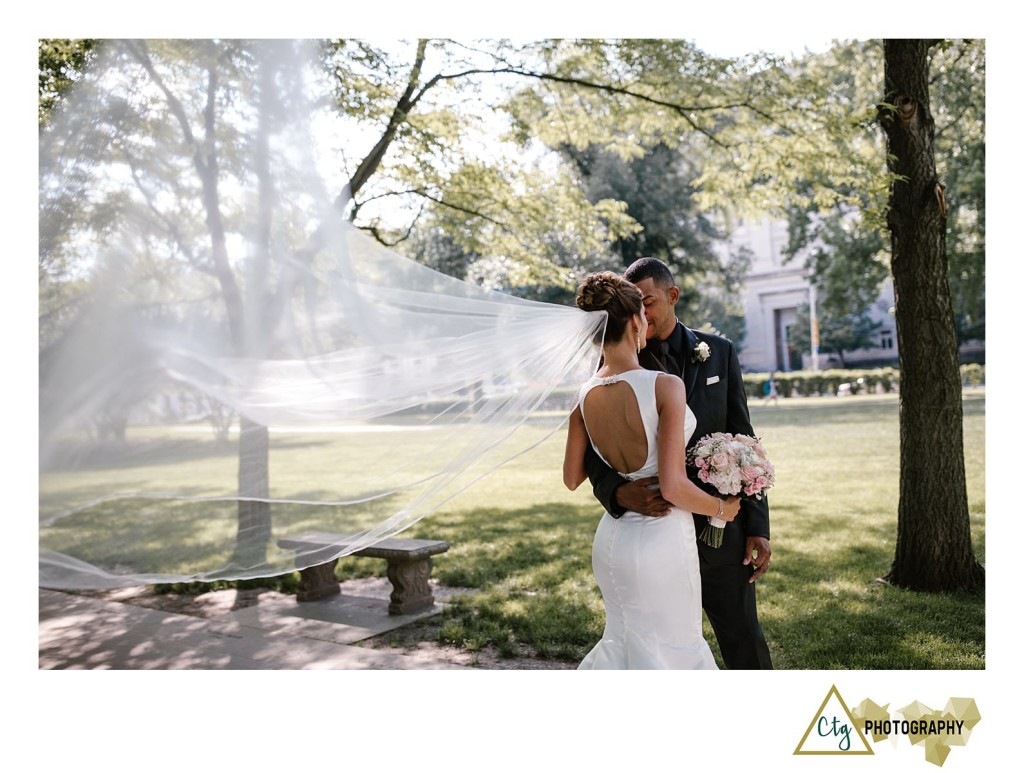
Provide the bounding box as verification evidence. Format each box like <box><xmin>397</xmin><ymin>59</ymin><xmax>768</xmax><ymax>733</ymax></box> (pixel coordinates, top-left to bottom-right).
<box><xmin>317</xmin><ymin>38</ymin><xmax>779</xmax><ymax>304</ymax></box>
<box><xmin>38</xmin><ymin>38</ymin><xmax>96</xmax><ymax>127</ymax></box>
<box><xmin>562</xmin><ymin>142</ymin><xmax>748</xmax><ymax>341</ymax></box>
<box><xmin>784</xmin><ymin>200</ymin><xmax>890</xmax><ymax>364</ymax></box>
<box><xmin>931</xmin><ymin>40</ymin><xmax>985</xmax><ymax>343</ymax></box>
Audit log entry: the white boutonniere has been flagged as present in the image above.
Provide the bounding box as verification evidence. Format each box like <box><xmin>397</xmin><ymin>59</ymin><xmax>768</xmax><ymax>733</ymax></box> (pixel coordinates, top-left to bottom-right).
<box><xmin>693</xmin><ymin>341</ymin><xmax>711</xmax><ymax>364</ymax></box>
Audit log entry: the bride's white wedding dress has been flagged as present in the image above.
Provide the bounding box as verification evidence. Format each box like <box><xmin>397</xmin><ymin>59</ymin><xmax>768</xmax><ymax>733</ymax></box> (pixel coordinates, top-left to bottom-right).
<box><xmin>577</xmin><ymin>369</ymin><xmax>718</xmax><ymax>670</ymax></box>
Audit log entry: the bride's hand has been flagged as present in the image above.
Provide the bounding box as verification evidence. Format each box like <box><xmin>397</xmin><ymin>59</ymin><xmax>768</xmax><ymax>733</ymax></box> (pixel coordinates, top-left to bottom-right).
<box><xmin>719</xmin><ymin>496</ymin><xmax>741</xmax><ymax>522</ymax></box>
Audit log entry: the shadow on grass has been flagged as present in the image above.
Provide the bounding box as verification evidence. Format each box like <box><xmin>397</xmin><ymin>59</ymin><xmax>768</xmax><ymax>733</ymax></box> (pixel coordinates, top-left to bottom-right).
<box><xmin>395</xmin><ymin>502</ymin><xmax>602</xmax><ymax>661</ymax></box>
<box><xmin>761</xmin><ymin>540</ymin><xmax>984</xmax><ymax>669</ymax></box>
<box><xmin>41</xmin><ymin>488</ymin><xmax>428</xmax><ymax>583</ymax></box>
<box><xmin>395</xmin><ymin>499</ymin><xmax>985</xmax><ymax>669</ymax></box>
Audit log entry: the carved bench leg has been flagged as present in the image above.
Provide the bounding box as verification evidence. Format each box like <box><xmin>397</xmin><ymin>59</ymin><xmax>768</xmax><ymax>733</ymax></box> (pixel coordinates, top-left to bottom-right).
<box><xmin>386</xmin><ymin>557</ymin><xmax>435</xmax><ymax>615</ymax></box>
<box><xmin>296</xmin><ymin>558</ymin><xmax>340</xmax><ymax>602</ymax></box>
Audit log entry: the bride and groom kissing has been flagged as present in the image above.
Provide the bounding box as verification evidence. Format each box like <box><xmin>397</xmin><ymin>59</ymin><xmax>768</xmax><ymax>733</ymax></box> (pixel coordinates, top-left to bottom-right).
<box><xmin>563</xmin><ymin>257</ymin><xmax>773</xmax><ymax>670</ymax></box>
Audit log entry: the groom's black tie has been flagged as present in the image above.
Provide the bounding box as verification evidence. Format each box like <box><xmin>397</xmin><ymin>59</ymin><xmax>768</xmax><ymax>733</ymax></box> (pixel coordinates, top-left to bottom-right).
<box><xmin>655</xmin><ymin>340</ymin><xmax>682</xmax><ymax>379</ymax></box>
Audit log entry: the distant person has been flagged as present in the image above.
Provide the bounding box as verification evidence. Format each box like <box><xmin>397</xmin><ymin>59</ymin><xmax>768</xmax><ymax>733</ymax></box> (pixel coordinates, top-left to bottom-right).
<box><xmin>763</xmin><ymin>372</ymin><xmax>779</xmax><ymax>405</ymax></box>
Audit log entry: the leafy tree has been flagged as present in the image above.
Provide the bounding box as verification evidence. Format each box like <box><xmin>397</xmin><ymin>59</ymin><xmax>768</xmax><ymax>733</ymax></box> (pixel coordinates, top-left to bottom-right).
<box><xmin>39</xmin><ymin>38</ymin><xmax>777</xmax><ymax>567</ymax></box>
<box><xmin>785</xmin><ymin>203</ymin><xmax>890</xmax><ymax>365</ymax></box>
<box><xmin>785</xmin><ymin>41</ymin><xmax>984</xmax><ymax>351</ymax></box>
<box><xmin>38</xmin><ymin>39</ymin><xmax>97</xmax><ymax>127</ymax></box>
<box><xmin>561</xmin><ymin>144</ymin><xmax>720</xmax><ymax>265</ymax></box>
<box><xmin>40</xmin><ymin>40</ymin><xmax>317</xmax><ymax>564</ymax></box>
<box><xmin>321</xmin><ymin>38</ymin><xmax>641</xmax><ymax>281</ymax></box>
<box><xmin>39</xmin><ymin>39</ymin><xmax>103</xmax><ymax>345</ymax></box>
<box><xmin>323</xmin><ymin>39</ymin><xmax>789</xmax><ymax>302</ymax></box>
<box><xmin>40</xmin><ymin>39</ymin><xmax>986</xmax><ymax>590</ymax></box>
<box><xmin>561</xmin><ymin>141</ymin><xmax>749</xmax><ymax>343</ymax></box>
<box><xmin>41</xmin><ymin>38</ymin><xmax>781</xmax><ymax>303</ymax></box>
<box><xmin>931</xmin><ymin>40</ymin><xmax>985</xmax><ymax>344</ymax></box>
<box><xmin>677</xmin><ymin>38</ymin><xmax>984</xmax><ymax>593</ymax></box>
<box><xmin>687</xmin><ymin>253</ymin><xmax>749</xmax><ymax>349</ymax></box>
<box><xmin>736</xmin><ymin>40</ymin><xmax>984</xmax><ymax>357</ymax></box>
<box><xmin>879</xmin><ymin>39</ymin><xmax>983</xmax><ymax>592</ymax></box>
<box><xmin>789</xmin><ymin>304</ymin><xmax>881</xmax><ymax>368</ymax></box>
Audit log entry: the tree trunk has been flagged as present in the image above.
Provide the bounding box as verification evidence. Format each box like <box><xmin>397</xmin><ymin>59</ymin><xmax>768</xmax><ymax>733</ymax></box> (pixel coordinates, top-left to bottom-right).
<box><xmin>129</xmin><ymin>42</ymin><xmax>275</xmax><ymax>566</ymax></box>
<box><xmin>229</xmin><ymin>44</ymin><xmax>284</xmax><ymax>567</ymax></box>
<box><xmin>879</xmin><ymin>40</ymin><xmax>983</xmax><ymax>592</ymax></box>
<box><xmin>234</xmin><ymin>415</ymin><xmax>271</xmax><ymax>566</ymax></box>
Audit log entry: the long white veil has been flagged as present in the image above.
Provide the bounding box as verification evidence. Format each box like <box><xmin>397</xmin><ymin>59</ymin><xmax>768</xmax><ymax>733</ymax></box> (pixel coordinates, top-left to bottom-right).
<box><xmin>39</xmin><ymin>39</ymin><xmax>605</xmax><ymax>589</ymax></box>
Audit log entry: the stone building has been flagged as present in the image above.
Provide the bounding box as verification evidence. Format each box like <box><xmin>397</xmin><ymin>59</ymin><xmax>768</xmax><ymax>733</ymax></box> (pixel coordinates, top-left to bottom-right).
<box><xmin>720</xmin><ymin>219</ymin><xmax>899</xmax><ymax>373</ymax></box>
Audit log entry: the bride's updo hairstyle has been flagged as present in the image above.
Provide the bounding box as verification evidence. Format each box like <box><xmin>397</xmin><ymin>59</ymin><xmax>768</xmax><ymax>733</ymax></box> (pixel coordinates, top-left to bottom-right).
<box><xmin>575</xmin><ymin>271</ymin><xmax>643</xmax><ymax>344</ymax></box>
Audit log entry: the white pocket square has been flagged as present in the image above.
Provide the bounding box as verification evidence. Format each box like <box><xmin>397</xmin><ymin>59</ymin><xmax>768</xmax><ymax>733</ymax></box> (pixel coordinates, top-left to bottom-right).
<box><xmin>706</xmin><ymin>375</ymin><xmax>720</xmax><ymax>385</ymax></box>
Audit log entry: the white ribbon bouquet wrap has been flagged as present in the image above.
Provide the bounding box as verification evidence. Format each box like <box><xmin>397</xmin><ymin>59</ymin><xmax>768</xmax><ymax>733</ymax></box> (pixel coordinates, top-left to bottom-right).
<box><xmin>686</xmin><ymin>433</ymin><xmax>775</xmax><ymax>547</ymax></box>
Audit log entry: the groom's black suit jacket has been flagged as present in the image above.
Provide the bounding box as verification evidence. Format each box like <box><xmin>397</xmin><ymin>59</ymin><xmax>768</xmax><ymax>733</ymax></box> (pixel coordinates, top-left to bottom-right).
<box><xmin>583</xmin><ymin>320</ymin><xmax>773</xmax><ymax>669</ymax></box>
<box><xmin>585</xmin><ymin>321</ymin><xmax>770</xmax><ymax>542</ymax></box>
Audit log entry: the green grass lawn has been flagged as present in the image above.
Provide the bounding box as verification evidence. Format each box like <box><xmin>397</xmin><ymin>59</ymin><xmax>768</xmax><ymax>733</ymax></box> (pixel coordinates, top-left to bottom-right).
<box><xmin>396</xmin><ymin>390</ymin><xmax>986</xmax><ymax>669</ymax></box>
<box><xmin>43</xmin><ymin>390</ymin><xmax>985</xmax><ymax>669</ymax></box>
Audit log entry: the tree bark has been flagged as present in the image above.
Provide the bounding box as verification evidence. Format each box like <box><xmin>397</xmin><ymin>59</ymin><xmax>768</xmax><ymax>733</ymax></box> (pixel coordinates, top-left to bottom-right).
<box><xmin>228</xmin><ymin>45</ymin><xmax>283</xmax><ymax>566</ymax></box>
<box><xmin>879</xmin><ymin>40</ymin><xmax>983</xmax><ymax>592</ymax></box>
<box><xmin>234</xmin><ymin>415</ymin><xmax>271</xmax><ymax>565</ymax></box>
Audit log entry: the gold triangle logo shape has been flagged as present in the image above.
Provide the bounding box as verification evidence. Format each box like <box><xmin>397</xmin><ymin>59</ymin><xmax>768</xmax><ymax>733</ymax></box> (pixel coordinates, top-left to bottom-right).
<box><xmin>794</xmin><ymin>685</ymin><xmax>874</xmax><ymax>755</ymax></box>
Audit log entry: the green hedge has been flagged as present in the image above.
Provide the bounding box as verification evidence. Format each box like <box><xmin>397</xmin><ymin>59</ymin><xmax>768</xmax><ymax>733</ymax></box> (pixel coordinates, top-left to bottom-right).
<box><xmin>743</xmin><ymin>364</ymin><xmax>985</xmax><ymax>399</ymax></box>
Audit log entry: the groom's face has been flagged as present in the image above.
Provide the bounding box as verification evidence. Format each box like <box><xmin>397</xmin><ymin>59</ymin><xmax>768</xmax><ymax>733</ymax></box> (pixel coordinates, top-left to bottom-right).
<box><xmin>634</xmin><ymin>278</ymin><xmax>679</xmax><ymax>342</ymax></box>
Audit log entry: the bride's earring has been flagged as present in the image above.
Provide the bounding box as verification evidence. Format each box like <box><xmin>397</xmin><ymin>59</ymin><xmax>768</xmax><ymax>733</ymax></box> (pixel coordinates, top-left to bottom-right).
<box><xmin>636</xmin><ymin>330</ymin><xmax>641</xmax><ymax>354</ymax></box>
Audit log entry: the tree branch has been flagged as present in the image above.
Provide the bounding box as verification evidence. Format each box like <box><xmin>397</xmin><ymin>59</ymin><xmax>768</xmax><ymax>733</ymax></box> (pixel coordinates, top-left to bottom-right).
<box><xmin>122</xmin><ymin>41</ymin><xmax>198</xmax><ymax>152</ymax></box>
<box><xmin>345</xmin><ymin>39</ymin><xmax>429</xmax><ymax>203</ymax></box>
<box><xmin>125</xmin><ymin>158</ymin><xmax>219</xmax><ymax>278</ymax></box>
<box><xmin>124</xmin><ymin>40</ymin><xmax>246</xmax><ymax>351</ymax></box>
<box><xmin>343</xmin><ymin>39</ymin><xmax>771</xmax><ymax>207</ymax></box>
<box><xmin>361</xmin><ymin>204</ymin><xmax>425</xmax><ymax>247</ymax></box>
<box><xmin>409</xmin><ymin>63</ymin><xmax>776</xmax><ymax>147</ymax></box>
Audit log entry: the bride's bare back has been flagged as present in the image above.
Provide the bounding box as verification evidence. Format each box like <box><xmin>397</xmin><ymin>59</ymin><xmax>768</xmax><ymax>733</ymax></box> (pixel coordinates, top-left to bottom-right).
<box><xmin>581</xmin><ymin>379</ymin><xmax>649</xmax><ymax>475</ymax></box>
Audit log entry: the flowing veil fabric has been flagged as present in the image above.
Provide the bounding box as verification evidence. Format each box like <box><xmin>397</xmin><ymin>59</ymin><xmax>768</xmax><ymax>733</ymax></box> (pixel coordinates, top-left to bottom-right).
<box><xmin>39</xmin><ymin>40</ymin><xmax>605</xmax><ymax>589</ymax></box>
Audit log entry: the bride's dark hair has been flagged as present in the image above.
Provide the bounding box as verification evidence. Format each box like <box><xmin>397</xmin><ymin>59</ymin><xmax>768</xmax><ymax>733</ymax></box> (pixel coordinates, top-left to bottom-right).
<box><xmin>575</xmin><ymin>271</ymin><xmax>642</xmax><ymax>343</ymax></box>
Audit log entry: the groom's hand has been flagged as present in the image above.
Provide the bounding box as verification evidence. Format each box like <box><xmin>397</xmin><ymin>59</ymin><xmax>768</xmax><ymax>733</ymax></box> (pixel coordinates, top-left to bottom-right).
<box><xmin>744</xmin><ymin>536</ymin><xmax>772</xmax><ymax>583</ymax></box>
<box><xmin>614</xmin><ymin>477</ymin><xmax>671</xmax><ymax>517</ymax></box>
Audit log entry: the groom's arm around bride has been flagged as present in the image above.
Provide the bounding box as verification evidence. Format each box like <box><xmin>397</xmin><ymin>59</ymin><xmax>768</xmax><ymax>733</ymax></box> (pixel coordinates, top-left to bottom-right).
<box><xmin>582</xmin><ymin>258</ymin><xmax>773</xmax><ymax>670</ymax></box>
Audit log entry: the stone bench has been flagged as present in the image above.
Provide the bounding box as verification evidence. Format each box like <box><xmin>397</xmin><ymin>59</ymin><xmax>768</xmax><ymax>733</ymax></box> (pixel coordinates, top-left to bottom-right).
<box><xmin>277</xmin><ymin>532</ymin><xmax>450</xmax><ymax>615</ymax></box>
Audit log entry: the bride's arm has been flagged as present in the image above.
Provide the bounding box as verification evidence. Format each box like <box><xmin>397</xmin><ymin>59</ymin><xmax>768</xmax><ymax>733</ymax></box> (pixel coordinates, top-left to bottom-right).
<box><xmin>656</xmin><ymin>375</ymin><xmax>740</xmax><ymax>520</ymax></box>
<box><xmin>563</xmin><ymin>405</ymin><xmax>589</xmax><ymax>491</ymax></box>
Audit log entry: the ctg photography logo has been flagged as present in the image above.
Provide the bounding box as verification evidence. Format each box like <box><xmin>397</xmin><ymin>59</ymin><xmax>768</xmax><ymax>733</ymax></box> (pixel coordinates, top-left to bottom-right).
<box><xmin>794</xmin><ymin>685</ymin><xmax>981</xmax><ymax>767</ymax></box>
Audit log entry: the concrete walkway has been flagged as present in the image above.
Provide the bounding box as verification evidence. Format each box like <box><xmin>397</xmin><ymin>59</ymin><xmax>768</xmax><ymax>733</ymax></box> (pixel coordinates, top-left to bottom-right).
<box><xmin>39</xmin><ymin>586</ymin><xmax>470</xmax><ymax>669</ymax></box>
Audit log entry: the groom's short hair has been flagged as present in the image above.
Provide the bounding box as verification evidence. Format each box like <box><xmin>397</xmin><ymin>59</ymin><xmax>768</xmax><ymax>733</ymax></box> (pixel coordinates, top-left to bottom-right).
<box><xmin>624</xmin><ymin>257</ymin><xmax>674</xmax><ymax>288</ymax></box>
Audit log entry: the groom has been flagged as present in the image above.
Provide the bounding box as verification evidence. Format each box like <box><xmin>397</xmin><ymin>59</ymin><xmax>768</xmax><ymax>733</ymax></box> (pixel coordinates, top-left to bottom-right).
<box><xmin>584</xmin><ymin>257</ymin><xmax>773</xmax><ymax>669</ymax></box>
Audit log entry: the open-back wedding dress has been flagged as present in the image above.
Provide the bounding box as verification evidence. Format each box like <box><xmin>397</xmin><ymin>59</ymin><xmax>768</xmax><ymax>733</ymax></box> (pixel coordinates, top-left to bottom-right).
<box><xmin>577</xmin><ymin>369</ymin><xmax>718</xmax><ymax>670</ymax></box>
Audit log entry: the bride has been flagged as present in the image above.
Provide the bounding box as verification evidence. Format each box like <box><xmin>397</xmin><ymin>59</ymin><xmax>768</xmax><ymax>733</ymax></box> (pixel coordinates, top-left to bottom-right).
<box><xmin>564</xmin><ymin>272</ymin><xmax>740</xmax><ymax>670</ymax></box>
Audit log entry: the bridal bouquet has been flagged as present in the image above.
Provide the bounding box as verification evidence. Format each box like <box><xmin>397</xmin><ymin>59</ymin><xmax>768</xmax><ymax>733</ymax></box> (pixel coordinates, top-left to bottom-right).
<box><xmin>686</xmin><ymin>433</ymin><xmax>775</xmax><ymax>547</ymax></box>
